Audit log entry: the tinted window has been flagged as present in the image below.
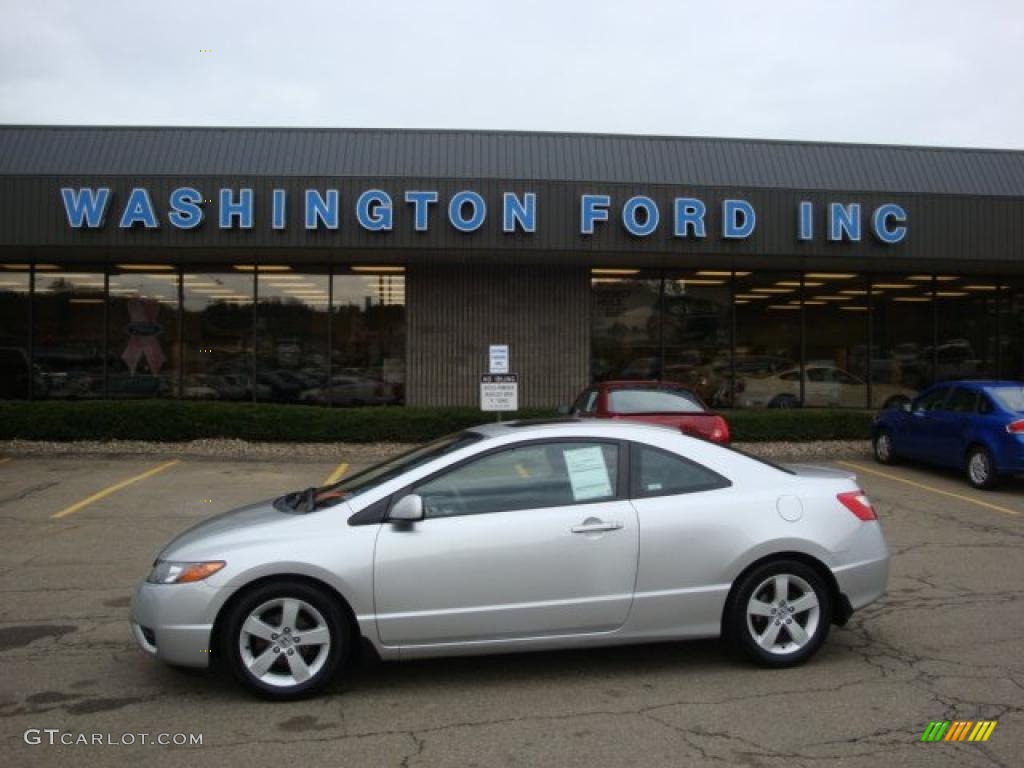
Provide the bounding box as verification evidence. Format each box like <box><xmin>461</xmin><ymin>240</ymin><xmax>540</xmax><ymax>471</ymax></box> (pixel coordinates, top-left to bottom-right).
<box><xmin>914</xmin><ymin>387</ymin><xmax>950</xmax><ymax>412</ymax></box>
<box><xmin>944</xmin><ymin>387</ymin><xmax>978</xmax><ymax>413</ymax></box>
<box><xmin>630</xmin><ymin>443</ymin><xmax>730</xmax><ymax>497</ymax></box>
<box><xmin>416</xmin><ymin>441</ymin><xmax>619</xmax><ymax>518</ymax></box>
<box><xmin>779</xmin><ymin>371</ymin><xmax>801</xmax><ymax>382</ymax></box>
<box><xmin>831</xmin><ymin>369</ymin><xmax>860</xmax><ymax>385</ymax></box>
<box><xmin>807</xmin><ymin>368</ymin><xmax>829</xmax><ymax>383</ymax></box>
<box><xmin>314</xmin><ymin>432</ymin><xmax>482</xmax><ymax>506</ymax></box>
<box><xmin>989</xmin><ymin>386</ymin><xmax>1024</xmax><ymax>412</ymax></box>
<box><xmin>572</xmin><ymin>388</ymin><xmax>598</xmax><ymax>414</ymax></box>
<box><xmin>608</xmin><ymin>388</ymin><xmax>703</xmax><ymax>414</ymax></box>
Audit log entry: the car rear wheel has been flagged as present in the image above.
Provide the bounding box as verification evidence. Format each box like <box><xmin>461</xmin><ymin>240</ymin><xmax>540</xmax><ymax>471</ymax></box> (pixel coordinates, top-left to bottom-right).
<box><xmin>769</xmin><ymin>394</ymin><xmax>800</xmax><ymax>409</ymax></box>
<box><xmin>726</xmin><ymin>560</ymin><xmax>832</xmax><ymax>667</ymax></box>
<box><xmin>965</xmin><ymin>446</ymin><xmax>1000</xmax><ymax>490</ymax></box>
<box><xmin>873</xmin><ymin>429</ymin><xmax>897</xmax><ymax>465</ymax></box>
<box><xmin>221</xmin><ymin>580</ymin><xmax>348</xmax><ymax>700</ymax></box>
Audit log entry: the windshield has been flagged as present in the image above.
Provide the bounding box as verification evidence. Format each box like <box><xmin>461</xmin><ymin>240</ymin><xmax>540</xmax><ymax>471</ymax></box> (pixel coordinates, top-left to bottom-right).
<box><xmin>608</xmin><ymin>388</ymin><xmax>704</xmax><ymax>414</ymax></box>
<box><xmin>989</xmin><ymin>386</ymin><xmax>1024</xmax><ymax>412</ymax></box>
<box><xmin>311</xmin><ymin>432</ymin><xmax>484</xmax><ymax>508</ymax></box>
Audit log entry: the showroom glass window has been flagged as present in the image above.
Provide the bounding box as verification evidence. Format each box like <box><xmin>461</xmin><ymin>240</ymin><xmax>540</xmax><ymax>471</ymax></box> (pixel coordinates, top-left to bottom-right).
<box><xmin>590</xmin><ymin>269</ymin><xmax>663</xmax><ymax>382</ymax></box>
<box><xmin>732</xmin><ymin>271</ymin><xmax>801</xmax><ymax>408</ymax></box>
<box><xmin>255</xmin><ymin>266</ymin><xmax>329</xmax><ymax>405</ymax></box>
<box><xmin>1001</xmin><ymin>278</ymin><xmax>1024</xmax><ymax>380</ymax></box>
<box><xmin>869</xmin><ymin>275</ymin><xmax>936</xmax><ymax>398</ymax></box>
<box><xmin>661</xmin><ymin>270</ymin><xmax>731</xmax><ymax>406</ymax></box>
<box><xmin>107</xmin><ymin>265</ymin><xmax>180</xmax><ymax>399</ymax></box>
<box><xmin>33</xmin><ymin>266</ymin><xmax>105</xmax><ymax>399</ymax></box>
<box><xmin>330</xmin><ymin>268</ymin><xmax>405</xmax><ymax>406</ymax></box>
<box><xmin>0</xmin><ymin>265</ymin><xmax>31</xmax><ymax>398</ymax></box>
<box><xmin>180</xmin><ymin>269</ymin><xmax>254</xmax><ymax>401</ymax></box>
<box><xmin>803</xmin><ymin>273</ymin><xmax>869</xmax><ymax>408</ymax></box>
<box><xmin>934</xmin><ymin>275</ymin><xmax>1000</xmax><ymax>384</ymax></box>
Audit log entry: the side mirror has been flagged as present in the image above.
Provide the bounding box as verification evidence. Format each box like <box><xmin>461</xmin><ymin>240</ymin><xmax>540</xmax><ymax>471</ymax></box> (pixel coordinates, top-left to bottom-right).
<box><xmin>556</xmin><ymin>404</ymin><xmax>571</xmax><ymax>415</ymax></box>
<box><xmin>390</xmin><ymin>493</ymin><xmax>424</xmax><ymax>522</ymax></box>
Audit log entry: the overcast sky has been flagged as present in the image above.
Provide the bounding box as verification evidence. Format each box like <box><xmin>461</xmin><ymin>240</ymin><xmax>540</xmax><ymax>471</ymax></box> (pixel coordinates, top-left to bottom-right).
<box><xmin>1</xmin><ymin>0</ymin><xmax>1021</xmax><ymax>148</ymax></box>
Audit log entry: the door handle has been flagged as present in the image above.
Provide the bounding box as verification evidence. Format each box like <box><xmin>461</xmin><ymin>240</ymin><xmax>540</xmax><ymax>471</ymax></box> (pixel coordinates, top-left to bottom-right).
<box><xmin>571</xmin><ymin>520</ymin><xmax>623</xmax><ymax>533</ymax></box>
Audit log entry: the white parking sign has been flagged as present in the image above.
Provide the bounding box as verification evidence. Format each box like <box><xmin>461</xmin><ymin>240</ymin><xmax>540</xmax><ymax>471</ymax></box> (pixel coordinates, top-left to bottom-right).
<box><xmin>480</xmin><ymin>374</ymin><xmax>518</xmax><ymax>412</ymax></box>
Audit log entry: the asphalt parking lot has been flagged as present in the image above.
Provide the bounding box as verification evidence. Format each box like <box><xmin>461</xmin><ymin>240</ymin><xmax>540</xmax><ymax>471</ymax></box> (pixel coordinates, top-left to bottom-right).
<box><xmin>1</xmin><ymin>451</ymin><xmax>1022</xmax><ymax>767</ymax></box>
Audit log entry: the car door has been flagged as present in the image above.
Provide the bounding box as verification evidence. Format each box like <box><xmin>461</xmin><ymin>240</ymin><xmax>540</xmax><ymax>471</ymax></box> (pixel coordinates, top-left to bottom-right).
<box><xmin>373</xmin><ymin>439</ymin><xmax>639</xmax><ymax>647</ymax></box>
<box><xmin>626</xmin><ymin>441</ymin><xmax>734</xmax><ymax>630</ymax></box>
<box><xmin>929</xmin><ymin>386</ymin><xmax>977</xmax><ymax>467</ymax></box>
<box><xmin>805</xmin><ymin>367</ymin><xmax>837</xmax><ymax>406</ymax></box>
<box><xmin>832</xmin><ymin>368</ymin><xmax>867</xmax><ymax>408</ymax></box>
<box><xmin>900</xmin><ymin>386</ymin><xmax>952</xmax><ymax>460</ymax></box>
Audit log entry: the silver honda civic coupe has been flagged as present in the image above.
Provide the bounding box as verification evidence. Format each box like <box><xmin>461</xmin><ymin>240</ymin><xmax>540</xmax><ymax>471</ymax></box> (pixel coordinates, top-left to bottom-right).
<box><xmin>131</xmin><ymin>419</ymin><xmax>889</xmax><ymax>699</ymax></box>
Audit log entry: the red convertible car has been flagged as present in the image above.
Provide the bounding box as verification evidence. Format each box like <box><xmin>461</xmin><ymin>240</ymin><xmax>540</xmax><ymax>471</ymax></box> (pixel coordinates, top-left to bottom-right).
<box><xmin>566</xmin><ymin>380</ymin><xmax>731</xmax><ymax>444</ymax></box>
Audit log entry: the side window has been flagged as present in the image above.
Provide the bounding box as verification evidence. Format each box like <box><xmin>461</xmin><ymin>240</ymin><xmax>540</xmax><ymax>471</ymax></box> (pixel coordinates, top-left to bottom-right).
<box><xmin>944</xmin><ymin>387</ymin><xmax>978</xmax><ymax>413</ymax></box>
<box><xmin>779</xmin><ymin>371</ymin><xmax>801</xmax><ymax>382</ymax></box>
<box><xmin>414</xmin><ymin>441</ymin><xmax>619</xmax><ymax>518</ymax></box>
<box><xmin>572</xmin><ymin>388</ymin><xmax>598</xmax><ymax>415</ymax></box>
<box><xmin>806</xmin><ymin>368</ymin><xmax>828</xmax><ymax>382</ymax></box>
<box><xmin>978</xmin><ymin>395</ymin><xmax>994</xmax><ymax>415</ymax></box>
<box><xmin>832</xmin><ymin>370</ymin><xmax>859</xmax><ymax>385</ymax></box>
<box><xmin>630</xmin><ymin>443</ymin><xmax>730</xmax><ymax>498</ymax></box>
<box><xmin>914</xmin><ymin>387</ymin><xmax>950</xmax><ymax>412</ymax></box>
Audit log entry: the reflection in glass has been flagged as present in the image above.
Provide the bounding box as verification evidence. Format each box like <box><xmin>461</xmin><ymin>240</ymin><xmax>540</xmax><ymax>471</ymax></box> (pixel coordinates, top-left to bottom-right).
<box><xmin>0</xmin><ymin>268</ymin><xmax>31</xmax><ymax>398</ymax></box>
<box><xmin>731</xmin><ymin>272</ymin><xmax>801</xmax><ymax>408</ymax></box>
<box><xmin>256</xmin><ymin>270</ymin><xmax>329</xmax><ymax>404</ymax></box>
<box><xmin>590</xmin><ymin>270</ymin><xmax>662</xmax><ymax>382</ymax></box>
<box><xmin>33</xmin><ymin>269</ymin><xmax>106</xmax><ymax>399</ymax></box>
<box><xmin>870</xmin><ymin>277</ymin><xmax>934</xmax><ymax>398</ymax></box>
<box><xmin>107</xmin><ymin>268</ymin><xmax>179</xmax><ymax>398</ymax></box>
<box><xmin>934</xmin><ymin>276</ymin><xmax>1000</xmax><ymax>384</ymax></box>
<box><xmin>326</xmin><ymin>271</ymin><xmax>406</xmax><ymax>406</ymax></box>
<box><xmin>181</xmin><ymin>272</ymin><xmax>254</xmax><ymax>400</ymax></box>
<box><xmin>661</xmin><ymin>271</ymin><xmax>731</xmax><ymax>405</ymax></box>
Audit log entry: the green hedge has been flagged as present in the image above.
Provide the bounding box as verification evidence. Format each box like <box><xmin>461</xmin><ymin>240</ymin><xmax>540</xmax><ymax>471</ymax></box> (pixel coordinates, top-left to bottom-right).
<box><xmin>0</xmin><ymin>400</ymin><xmax>875</xmax><ymax>444</ymax></box>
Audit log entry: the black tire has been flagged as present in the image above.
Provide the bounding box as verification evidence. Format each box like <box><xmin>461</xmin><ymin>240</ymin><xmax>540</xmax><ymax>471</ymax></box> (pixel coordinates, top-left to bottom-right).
<box><xmin>873</xmin><ymin>429</ymin><xmax>897</xmax><ymax>465</ymax></box>
<box><xmin>965</xmin><ymin>445</ymin><xmax>1000</xmax><ymax>490</ymax></box>
<box><xmin>725</xmin><ymin>559</ymin><xmax>833</xmax><ymax>668</ymax></box>
<box><xmin>769</xmin><ymin>394</ymin><xmax>800</xmax><ymax>409</ymax></box>
<box><xmin>220</xmin><ymin>579</ymin><xmax>349</xmax><ymax>700</ymax></box>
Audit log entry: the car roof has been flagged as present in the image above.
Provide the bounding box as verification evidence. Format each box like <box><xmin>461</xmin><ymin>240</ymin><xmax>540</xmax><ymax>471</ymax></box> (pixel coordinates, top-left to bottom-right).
<box><xmin>597</xmin><ymin>379</ymin><xmax>692</xmax><ymax>389</ymax></box>
<box><xmin>468</xmin><ymin>417</ymin><xmax>680</xmax><ymax>439</ymax></box>
<box><xmin>928</xmin><ymin>379</ymin><xmax>1021</xmax><ymax>390</ymax></box>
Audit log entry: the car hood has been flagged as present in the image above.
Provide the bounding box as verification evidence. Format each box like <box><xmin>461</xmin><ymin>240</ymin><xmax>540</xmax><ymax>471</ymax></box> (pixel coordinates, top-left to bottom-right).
<box><xmin>157</xmin><ymin>498</ymin><xmax>340</xmax><ymax>561</ymax></box>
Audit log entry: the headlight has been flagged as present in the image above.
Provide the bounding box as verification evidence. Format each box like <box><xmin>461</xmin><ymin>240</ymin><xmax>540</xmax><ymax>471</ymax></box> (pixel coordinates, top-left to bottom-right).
<box><xmin>147</xmin><ymin>560</ymin><xmax>225</xmax><ymax>584</ymax></box>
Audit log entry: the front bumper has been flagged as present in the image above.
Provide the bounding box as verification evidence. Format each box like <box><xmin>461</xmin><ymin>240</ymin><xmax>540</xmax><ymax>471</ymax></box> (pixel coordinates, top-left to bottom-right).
<box><xmin>129</xmin><ymin>580</ymin><xmax>222</xmax><ymax>668</ymax></box>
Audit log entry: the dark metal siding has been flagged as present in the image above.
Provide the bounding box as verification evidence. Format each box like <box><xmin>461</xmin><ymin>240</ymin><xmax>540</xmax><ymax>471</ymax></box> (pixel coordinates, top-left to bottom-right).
<box><xmin>406</xmin><ymin>264</ymin><xmax>589</xmax><ymax>407</ymax></box>
<box><xmin>2</xmin><ymin>126</ymin><xmax>1024</xmax><ymax>195</ymax></box>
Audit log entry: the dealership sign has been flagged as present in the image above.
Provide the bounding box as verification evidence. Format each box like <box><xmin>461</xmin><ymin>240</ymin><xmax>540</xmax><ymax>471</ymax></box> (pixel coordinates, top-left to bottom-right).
<box><xmin>60</xmin><ymin>187</ymin><xmax>908</xmax><ymax>243</ymax></box>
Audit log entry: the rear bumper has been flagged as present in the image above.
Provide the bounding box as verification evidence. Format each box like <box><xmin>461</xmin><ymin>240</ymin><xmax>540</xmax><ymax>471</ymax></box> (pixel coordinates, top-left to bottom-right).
<box><xmin>129</xmin><ymin>581</ymin><xmax>219</xmax><ymax>669</ymax></box>
<box><xmin>832</xmin><ymin>555</ymin><xmax>889</xmax><ymax>613</ymax></box>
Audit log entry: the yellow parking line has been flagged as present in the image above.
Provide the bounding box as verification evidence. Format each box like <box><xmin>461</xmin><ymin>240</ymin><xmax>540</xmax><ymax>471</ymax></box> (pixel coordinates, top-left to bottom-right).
<box><xmin>837</xmin><ymin>461</ymin><xmax>1020</xmax><ymax>517</ymax></box>
<box><xmin>51</xmin><ymin>460</ymin><xmax>181</xmax><ymax>519</ymax></box>
<box><xmin>322</xmin><ymin>462</ymin><xmax>349</xmax><ymax>486</ymax></box>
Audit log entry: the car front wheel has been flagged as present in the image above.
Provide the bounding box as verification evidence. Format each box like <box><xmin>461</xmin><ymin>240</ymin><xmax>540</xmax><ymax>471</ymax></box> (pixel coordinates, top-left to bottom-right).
<box><xmin>873</xmin><ymin>429</ymin><xmax>897</xmax><ymax>465</ymax></box>
<box><xmin>965</xmin><ymin>446</ymin><xmax>1000</xmax><ymax>490</ymax></box>
<box><xmin>221</xmin><ymin>580</ymin><xmax>348</xmax><ymax>700</ymax></box>
<box><xmin>726</xmin><ymin>560</ymin><xmax>832</xmax><ymax>667</ymax></box>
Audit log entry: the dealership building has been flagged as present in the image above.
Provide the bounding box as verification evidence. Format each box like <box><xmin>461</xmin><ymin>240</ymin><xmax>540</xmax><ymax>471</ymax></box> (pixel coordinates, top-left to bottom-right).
<box><xmin>0</xmin><ymin>125</ymin><xmax>1022</xmax><ymax>408</ymax></box>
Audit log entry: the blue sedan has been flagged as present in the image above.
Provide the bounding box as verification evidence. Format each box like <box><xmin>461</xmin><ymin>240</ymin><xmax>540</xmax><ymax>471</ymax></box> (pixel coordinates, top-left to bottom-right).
<box><xmin>872</xmin><ymin>380</ymin><xmax>1024</xmax><ymax>488</ymax></box>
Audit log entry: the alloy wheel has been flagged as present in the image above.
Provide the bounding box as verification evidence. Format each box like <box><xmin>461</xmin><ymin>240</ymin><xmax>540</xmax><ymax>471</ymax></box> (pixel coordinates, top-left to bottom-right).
<box><xmin>875</xmin><ymin>433</ymin><xmax>893</xmax><ymax>462</ymax></box>
<box><xmin>745</xmin><ymin>573</ymin><xmax>820</xmax><ymax>655</ymax></box>
<box><xmin>238</xmin><ymin>597</ymin><xmax>332</xmax><ymax>688</ymax></box>
<box><xmin>968</xmin><ymin>451</ymin><xmax>991</xmax><ymax>487</ymax></box>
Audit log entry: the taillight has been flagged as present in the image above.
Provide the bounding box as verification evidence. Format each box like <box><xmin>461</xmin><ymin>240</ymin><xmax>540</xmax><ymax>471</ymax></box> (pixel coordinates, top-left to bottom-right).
<box><xmin>837</xmin><ymin>490</ymin><xmax>877</xmax><ymax>521</ymax></box>
<box><xmin>709</xmin><ymin>416</ymin><xmax>730</xmax><ymax>444</ymax></box>
<box><xmin>1007</xmin><ymin>419</ymin><xmax>1024</xmax><ymax>434</ymax></box>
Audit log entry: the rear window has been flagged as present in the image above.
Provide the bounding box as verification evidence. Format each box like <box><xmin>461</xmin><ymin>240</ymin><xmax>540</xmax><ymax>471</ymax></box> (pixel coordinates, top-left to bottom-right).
<box><xmin>608</xmin><ymin>388</ymin><xmax>704</xmax><ymax>414</ymax></box>
<box><xmin>989</xmin><ymin>386</ymin><xmax>1024</xmax><ymax>412</ymax></box>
